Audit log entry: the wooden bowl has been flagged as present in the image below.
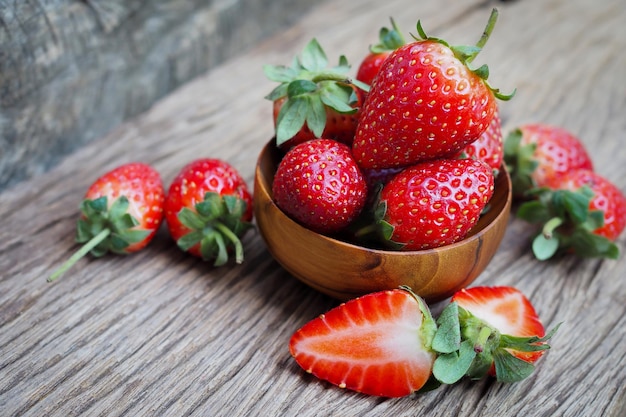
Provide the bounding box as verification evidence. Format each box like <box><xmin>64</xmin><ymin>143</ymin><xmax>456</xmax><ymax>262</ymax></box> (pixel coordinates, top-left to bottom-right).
<box><xmin>253</xmin><ymin>140</ymin><xmax>512</xmax><ymax>303</ymax></box>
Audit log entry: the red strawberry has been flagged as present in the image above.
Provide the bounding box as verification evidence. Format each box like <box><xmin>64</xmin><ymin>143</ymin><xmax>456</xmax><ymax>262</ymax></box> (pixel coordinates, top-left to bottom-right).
<box><xmin>289</xmin><ymin>287</ymin><xmax>437</xmax><ymax>397</ymax></box>
<box><xmin>375</xmin><ymin>158</ymin><xmax>494</xmax><ymax>250</ymax></box>
<box><xmin>49</xmin><ymin>162</ymin><xmax>165</xmax><ymax>282</ymax></box>
<box><xmin>430</xmin><ymin>286</ymin><xmax>557</xmax><ymax>383</ymax></box>
<box><xmin>264</xmin><ymin>38</ymin><xmax>369</xmax><ymax>150</ymax></box>
<box><xmin>504</xmin><ymin>123</ymin><xmax>593</xmax><ymax>196</ymax></box>
<box><xmin>517</xmin><ymin>169</ymin><xmax>626</xmax><ymax>260</ymax></box>
<box><xmin>165</xmin><ymin>158</ymin><xmax>253</xmax><ymax>265</ymax></box>
<box><xmin>272</xmin><ymin>139</ymin><xmax>367</xmax><ymax>234</ymax></box>
<box><xmin>353</xmin><ymin>10</ymin><xmax>513</xmax><ymax>170</ymax></box>
<box><xmin>356</xmin><ymin>18</ymin><xmax>405</xmax><ymax>86</ymax></box>
<box><xmin>460</xmin><ymin>105</ymin><xmax>504</xmax><ymax>172</ymax></box>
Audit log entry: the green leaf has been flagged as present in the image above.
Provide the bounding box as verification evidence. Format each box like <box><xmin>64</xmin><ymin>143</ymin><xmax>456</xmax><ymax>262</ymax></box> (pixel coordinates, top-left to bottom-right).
<box><xmin>493</xmin><ymin>349</ymin><xmax>536</xmax><ymax>383</ymax></box>
<box><xmin>88</xmin><ymin>196</ymin><xmax>108</xmax><ymax>213</ymax></box>
<box><xmin>276</xmin><ymin>96</ymin><xmax>308</xmax><ymax>145</ymax></box>
<box><xmin>262</xmin><ymin>64</ymin><xmax>297</xmax><ymax>83</ymax></box>
<box><xmin>560</xmin><ymin>188</ymin><xmax>592</xmax><ymax>224</ymax></box>
<box><xmin>287</xmin><ymin>79</ymin><xmax>318</xmax><ymax>97</ymax></box>
<box><xmin>517</xmin><ymin>200</ymin><xmax>552</xmax><ymax>224</ymax></box>
<box><xmin>433</xmin><ymin>340</ymin><xmax>477</xmax><ymax>385</ymax></box>
<box><xmin>306</xmin><ymin>95</ymin><xmax>327</xmax><ymax>138</ymax></box>
<box><xmin>532</xmin><ymin>233</ymin><xmax>560</xmax><ymax>261</ymax></box>
<box><xmin>300</xmin><ymin>38</ymin><xmax>328</xmax><ymax>72</ymax></box>
<box><xmin>177</xmin><ymin>230</ymin><xmax>204</xmax><ymax>251</ymax></box>
<box><xmin>432</xmin><ymin>302</ymin><xmax>461</xmax><ymax>354</ymax></box>
<box><xmin>320</xmin><ymin>86</ymin><xmax>357</xmax><ymax>114</ymax></box>
<box><xmin>178</xmin><ymin>208</ymin><xmax>207</xmax><ymax>230</ymax></box>
<box><xmin>109</xmin><ymin>196</ymin><xmax>130</xmax><ymax>220</ymax></box>
<box><xmin>569</xmin><ymin>228</ymin><xmax>619</xmax><ymax>259</ymax></box>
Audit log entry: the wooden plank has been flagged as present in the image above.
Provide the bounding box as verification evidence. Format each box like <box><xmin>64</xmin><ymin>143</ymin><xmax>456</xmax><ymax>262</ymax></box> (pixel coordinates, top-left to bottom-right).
<box><xmin>1</xmin><ymin>0</ymin><xmax>625</xmax><ymax>415</ymax></box>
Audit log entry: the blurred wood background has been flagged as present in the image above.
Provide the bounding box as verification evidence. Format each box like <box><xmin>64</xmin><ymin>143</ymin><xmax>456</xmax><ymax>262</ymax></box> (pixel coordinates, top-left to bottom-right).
<box><xmin>0</xmin><ymin>0</ymin><xmax>316</xmax><ymax>190</ymax></box>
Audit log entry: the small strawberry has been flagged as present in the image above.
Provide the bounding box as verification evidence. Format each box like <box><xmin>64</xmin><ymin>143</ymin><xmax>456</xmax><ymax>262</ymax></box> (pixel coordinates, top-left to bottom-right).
<box><xmin>517</xmin><ymin>169</ymin><xmax>626</xmax><ymax>260</ymax></box>
<box><xmin>431</xmin><ymin>286</ymin><xmax>558</xmax><ymax>384</ymax></box>
<box><xmin>356</xmin><ymin>18</ymin><xmax>406</xmax><ymax>86</ymax></box>
<box><xmin>272</xmin><ymin>139</ymin><xmax>367</xmax><ymax>234</ymax></box>
<box><xmin>165</xmin><ymin>158</ymin><xmax>253</xmax><ymax>265</ymax></box>
<box><xmin>353</xmin><ymin>9</ymin><xmax>514</xmax><ymax>170</ymax></box>
<box><xmin>372</xmin><ymin>158</ymin><xmax>495</xmax><ymax>250</ymax></box>
<box><xmin>460</xmin><ymin>105</ymin><xmax>504</xmax><ymax>173</ymax></box>
<box><xmin>503</xmin><ymin>123</ymin><xmax>594</xmax><ymax>197</ymax></box>
<box><xmin>264</xmin><ymin>39</ymin><xmax>369</xmax><ymax>149</ymax></box>
<box><xmin>49</xmin><ymin>162</ymin><xmax>165</xmax><ymax>282</ymax></box>
<box><xmin>289</xmin><ymin>287</ymin><xmax>437</xmax><ymax>397</ymax></box>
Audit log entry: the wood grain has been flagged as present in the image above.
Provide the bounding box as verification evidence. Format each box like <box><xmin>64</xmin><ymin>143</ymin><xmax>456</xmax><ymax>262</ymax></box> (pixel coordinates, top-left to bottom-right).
<box><xmin>1</xmin><ymin>0</ymin><xmax>625</xmax><ymax>416</ymax></box>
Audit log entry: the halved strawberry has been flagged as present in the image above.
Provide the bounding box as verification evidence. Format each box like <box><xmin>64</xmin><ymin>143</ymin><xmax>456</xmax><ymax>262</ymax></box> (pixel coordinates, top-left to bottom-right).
<box><xmin>289</xmin><ymin>287</ymin><xmax>437</xmax><ymax>397</ymax></box>
<box><xmin>431</xmin><ymin>286</ymin><xmax>557</xmax><ymax>384</ymax></box>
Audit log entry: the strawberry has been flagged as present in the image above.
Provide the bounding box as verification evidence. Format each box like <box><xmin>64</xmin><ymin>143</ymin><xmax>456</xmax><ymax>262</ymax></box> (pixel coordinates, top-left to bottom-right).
<box><xmin>372</xmin><ymin>158</ymin><xmax>495</xmax><ymax>250</ymax></box>
<box><xmin>517</xmin><ymin>169</ymin><xmax>626</xmax><ymax>260</ymax></box>
<box><xmin>353</xmin><ymin>9</ymin><xmax>513</xmax><ymax>170</ymax></box>
<box><xmin>460</xmin><ymin>105</ymin><xmax>504</xmax><ymax>173</ymax></box>
<box><xmin>49</xmin><ymin>162</ymin><xmax>165</xmax><ymax>282</ymax></box>
<box><xmin>272</xmin><ymin>139</ymin><xmax>367</xmax><ymax>234</ymax></box>
<box><xmin>289</xmin><ymin>287</ymin><xmax>437</xmax><ymax>397</ymax></box>
<box><xmin>165</xmin><ymin>158</ymin><xmax>253</xmax><ymax>265</ymax></box>
<box><xmin>263</xmin><ymin>38</ymin><xmax>369</xmax><ymax>150</ymax></box>
<box><xmin>356</xmin><ymin>18</ymin><xmax>405</xmax><ymax>86</ymax></box>
<box><xmin>431</xmin><ymin>286</ymin><xmax>558</xmax><ymax>384</ymax></box>
<box><xmin>503</xmin><ymin>123</ymin><xmax>593</xmax><ymax>196</ymax></box>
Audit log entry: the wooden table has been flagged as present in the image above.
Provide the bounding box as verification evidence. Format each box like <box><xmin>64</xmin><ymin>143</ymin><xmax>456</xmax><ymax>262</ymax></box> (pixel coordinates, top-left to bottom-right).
<box><xmin>1</xmin><ymin>0</ymin><xmax>624</xmax><ymax>415</ymax></box>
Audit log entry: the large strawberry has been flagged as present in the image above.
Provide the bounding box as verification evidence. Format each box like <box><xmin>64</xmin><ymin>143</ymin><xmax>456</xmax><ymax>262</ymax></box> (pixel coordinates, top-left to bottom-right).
<box><xmin>371</xmin><ymin>158</ymin><xmax>494</xmax><ymax>250</ymax></box>
<box><xmin>49</xmin><ymin>162</ymin><xmax>165</xmax><ymax>282</ymax></box>
<box><xmin>356</xmin><ymin>18</ymin><xmax>405</xmax><ymax>86</ymax></box>
<box><xmin>504</xmin><ymin>124</ymin><xmax>594</xmax><ymax>196</ymax></box>
<box><xmin>432</xmin><ymin>286</ymin><xmax>558</xmax><ymax>384</ymax></box>
<box><xmin>165</xmin><ymin>158</ymin><xmax>253</xmax><ymax>265</ymax></box>
<box><xmin>460</xmin><ymin>105</ymin><xmax>504</xmax><ymax>173</ymax></box>
<box><xmin>289</xmin><ymin>287</ymin><xmax>437</xmax><ymax>397</ymax></box>
<box><xmin>264</xmin><ymin>39</ymin><xmax>369</xmax><ymax>149</ymax></box>
<box><xmin>517</xmin><ymin>169</ymin><xmax>626</xmax><ymax>260</ymax></box>
<box><xmin>272</xmin><ymin>139</ymin><xmax>367</xmax><ymax>234</ymax></box>
<box><xmin>353</xmin><ymin>9</ymin><xmax>513</xmax><ymax>170</ymax></box>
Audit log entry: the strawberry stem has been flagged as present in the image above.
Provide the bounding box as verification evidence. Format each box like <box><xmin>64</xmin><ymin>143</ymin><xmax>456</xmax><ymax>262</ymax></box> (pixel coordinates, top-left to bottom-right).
<box><xmin>470</xmin><ymin>8</ymin><xmax>498</xmax><ymax>60</ymax></box>
<box><xmin>474</xmin><ymin>326</ymin><xmax>493</xmax><ymax>353</ymax></box>
<box><xmin>48</xmin><ymin>228</ymin><xmax>111</xmax><ymax>282</ymax></box>
<box><xmin>215</xmin><ymin>222</ymin><xmax>244</xmax><ymax>265</ymax></box>
<box><xmin>542</xmin><ymin>216</ymin><xmax>564</xmax><ymax>239</ymax></box>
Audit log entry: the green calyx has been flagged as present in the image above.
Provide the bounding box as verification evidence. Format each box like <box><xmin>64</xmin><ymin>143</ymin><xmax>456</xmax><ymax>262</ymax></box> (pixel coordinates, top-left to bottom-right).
<box><xmin>517</xmin><ymin>186</ymin><xmax>619</xmax><ymax>260</ymax></box>
<box><xmin>503</xmin><ymin>128</ymin><xmax>540</xmax><ymax>196</ymax></box>
<box><xmin>431</xmin><ymin>302</ymin><xmax>560</xmax><ymax>384</ymax></box>
<box><xmin>48</xmin><ymin>196</ymin><xmax>150</xmax><ymax>282</ymax></box>
<box><xmin>176</xmin><ymin>192</ymin><xmax>253</xmax><ymax>266</ymax></box>
<box><xmin>370</xmin><ymin>17</ymin><xmax>406</xmax><ymax>54</ymax></box>
<box><xmin>413</xmin><ymin>8</ymin><xmax>515</xmax><ymax>101</ymax></box>
<box><xmin>263</xmin><ymin>38</ymin><xmax>370</xmax><ymax>146</ymax></box>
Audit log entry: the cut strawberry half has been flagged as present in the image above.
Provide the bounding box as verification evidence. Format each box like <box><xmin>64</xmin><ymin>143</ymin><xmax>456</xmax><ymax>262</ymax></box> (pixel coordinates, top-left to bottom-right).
<box><xmin>432</xmin><ymin>286</ymin><xmax>558</xmax><ymax>384</ymax></box>
<box><xmin>289</xmin><ymin>288</ymin><xmax>437</xmax><ymax>397</ymax></box>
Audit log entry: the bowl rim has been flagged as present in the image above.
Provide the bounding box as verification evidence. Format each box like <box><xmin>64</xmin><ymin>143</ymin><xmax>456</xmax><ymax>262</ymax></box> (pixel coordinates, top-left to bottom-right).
<box><xmin>254</xmin><ymin>139</ymin><xmax>512</xmax><ymax>256</ymax></box>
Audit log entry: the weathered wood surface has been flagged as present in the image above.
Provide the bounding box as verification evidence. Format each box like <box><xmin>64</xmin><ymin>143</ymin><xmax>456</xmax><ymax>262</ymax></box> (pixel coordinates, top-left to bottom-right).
<box><xmin>1</xmin><ymin>0</ymin><xmax>625</xmax><ymax>415</ymax></box>
<box><xmin>0</xmin><ymin>0</ymin><xmax>317</xmax><ymax>190</ymax></box>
